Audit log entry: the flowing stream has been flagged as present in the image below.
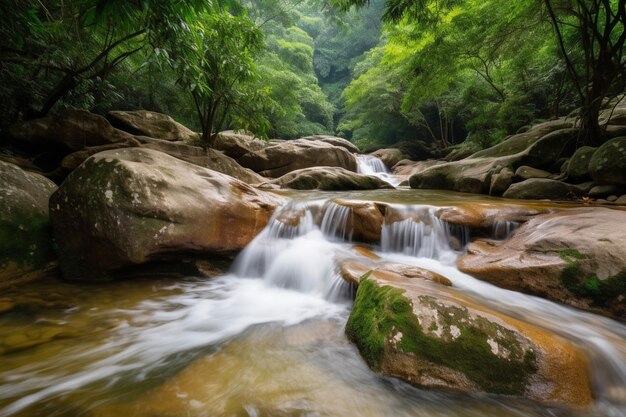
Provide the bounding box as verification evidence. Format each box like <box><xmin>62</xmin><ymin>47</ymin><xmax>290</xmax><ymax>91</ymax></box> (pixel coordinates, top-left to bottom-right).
<box><xmin>1</xmin><ymin>190</ymin><xmax>625</xmax><ymax>417</ymax></box>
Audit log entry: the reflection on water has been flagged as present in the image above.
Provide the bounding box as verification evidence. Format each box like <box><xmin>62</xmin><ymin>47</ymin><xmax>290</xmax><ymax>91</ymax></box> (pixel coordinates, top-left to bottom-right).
<box><xmin>1</xmin><ymin>192</ymin><xmax>625</xmax><ymax>417</ymax></box>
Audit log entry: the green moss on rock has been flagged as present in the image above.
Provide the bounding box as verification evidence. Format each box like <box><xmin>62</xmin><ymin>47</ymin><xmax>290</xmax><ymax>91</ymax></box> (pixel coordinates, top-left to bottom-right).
<box><xmin>346</xmin><ymin>278</ymin><xmax>537</xmax><ymax>395</ymax></box>
<box><xmin>559</xmin><ymin>250</ymin><xmax>626</xmax><ymax>307</ymax></box>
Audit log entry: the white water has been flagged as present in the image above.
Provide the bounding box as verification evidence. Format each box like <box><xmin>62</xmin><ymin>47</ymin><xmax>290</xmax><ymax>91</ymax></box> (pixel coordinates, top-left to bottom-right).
<box><xmin>356</xmin><ymin>154</ymin><xmax>402</xmax><ymax>186</ymax></box>
<box><xmin>1</xmin><ymin>198</ymin><xmax>625</xmax><ymax>416</ymax></box>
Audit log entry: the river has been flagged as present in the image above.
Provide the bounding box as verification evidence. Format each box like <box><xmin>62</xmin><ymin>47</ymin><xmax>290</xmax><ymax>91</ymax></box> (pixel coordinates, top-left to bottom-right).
<box><xmin>0</xmin><ymin>188</ymin><xmax>625</xmax><ymax>417</ymax></box>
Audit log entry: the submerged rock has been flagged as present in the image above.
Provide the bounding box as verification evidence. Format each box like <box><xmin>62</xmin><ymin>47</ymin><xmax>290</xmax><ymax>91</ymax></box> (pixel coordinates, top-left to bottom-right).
<box><xmin>457</xmin><ymin>207</ymin><xmax>626</xmax><ymax>318</ymax></box>
<box><xmin>267</xmin><ymin>167</ymin><xmax>393</xmax><ymax>191</ymax></box>
<box><xmin>346</xmin><ymin>273</ymin><xmax>592</xmax><ymax>406</ymax></box>
<box><xmin>0</xmin><ymin>161</ymin><xmax>58</xmax><ymax>288</ymax></box>
<box><xmin>238</xmin><ymin>139</ymin><xmax>358</xmax><ymax>177</ymax></box>
<box><xmin>107</xmin><ymin>110</ymin><xmax>199</xmax><ymax>142</ymax></box>
<box><xmin>50</xmin><ymin>148</ymin><xmax>284</xmax><ymax>280</ymax></box>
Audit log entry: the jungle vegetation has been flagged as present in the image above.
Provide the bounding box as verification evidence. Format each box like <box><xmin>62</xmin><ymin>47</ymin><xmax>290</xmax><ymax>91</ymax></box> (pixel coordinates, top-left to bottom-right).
<box><xmin>1</xmin><ymin>0</ymin><xmax>624</xmax><ymax>149</ymax></box>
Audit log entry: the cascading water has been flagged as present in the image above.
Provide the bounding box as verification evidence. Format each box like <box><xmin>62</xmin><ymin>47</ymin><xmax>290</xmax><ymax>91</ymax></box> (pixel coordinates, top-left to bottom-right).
<box><xmin>381</xmin><ymin>205</ymin><xmax>460</xmax><ymax>264</ymax></box>
<box><xmin>492</xmin><ymin>220</ymin><xmax>520</xmax><ymax>240</ymax></box>
<box><xmin>356</xmin><ymin>154</ymin><xmax>402</xmax><ymax>186</ymax></box>
<box><xmin>1</xmin><ymin>195</ymin><xmax>625</xmax><ymax>417</ymax></box>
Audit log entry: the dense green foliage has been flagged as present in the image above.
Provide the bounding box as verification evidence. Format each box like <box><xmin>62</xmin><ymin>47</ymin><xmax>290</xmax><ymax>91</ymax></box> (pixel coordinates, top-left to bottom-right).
<box><xmin>1</xmin><ymin>0</ymin><xmax>624</xmax><ymax>149</ymax></box>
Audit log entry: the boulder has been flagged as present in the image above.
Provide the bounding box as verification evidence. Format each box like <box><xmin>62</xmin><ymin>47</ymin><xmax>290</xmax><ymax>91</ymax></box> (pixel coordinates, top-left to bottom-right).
<box><xmin>237</xmin><ymin>139</ymin><xmax>358</xmax><ymax>177</ymax></box>
<box><xmin>457</xmin><ymin>207</ymin><xmax>626</xmax><ymax>318</ymax></box>
<box><xmin>410</xmin><ymin>123</ymin><xmax>578</xmax><ymax>194</ymax></box>
<box><xmin>589</xmin><ymin>136</ymin><xmax>626</xmax><ymax>186</ymax></box>
<box><xmin>502</xmin><ymin>179</ymin><xmax>582</xmax><ymax>200</ymax></box>
<box><xmin>267</xmin><ymin>167</ymin><xmax>393</xmax><ymax>191</ymax></box>
<box><xmin>589</xmin><ymin>184</ymin><xmax>626</xmax><ymax>198</ymax></box>
<box><xmin>214</xmin><ymin>130</ymin><xmax>268</xmax><ymax>159</ymax></box>
<box><xmin>371</xmin><ymin>148</ymin><xmax>405</xmax><ymax>169</ymax></box>
<box><xmin>0</xmin><ymin>161</ymin><xmax>58</xmax><ymax>288</ymax></box>
<box><xmin>566</xmin><ymin>146</ymin><xmax>597</xmax><ymax>182</ymax></box>
<box><xmin>616</xmin><ymin>195</ymin><xmax>626</xmax><ymax>205</ymax></box>
<box><xmin>107</xmin><ymin>110</ymin><xmax>199</xmax><ymax>142</ymax></box>
<box><xmin>299</xmin><ymin>135</ymin><xmax>360</xmax><ymax>153</ymax></box>
<box><xmin>489</xmin><ymin>167</ymin><xmax>514</xmax><ymax>196</ymax></box>
<box><xmin>514</xmin><ymin>166</ymin><xmax>552</xmax><ymax>181</ymax></box>
<box><xmin>49</xmin><ymin>148</ymin><xmax>284</xmax><ymax>280</ymax></box>
<box><xmin>6</xmin><ymin>109</ymin><xmax>135</xmax><ymax>151</ymax></box>
<box><xmin>392</xmin><ymin>159</ymin><xmax>441</xmax><ymax>177</ymax></box>
<box><xmin>137</xmin><ymin>137</ymin><xmax>265</xmax><ymax>184</ymax></box>
<box><xmin>339</xmin><ymin>260</ymin><xmax>451</xmax><ymax>287</ymax></box>
<box><xmin>435</xmin><ymin>204</ymin><xmax>546</xmax><ymax>230</ymax></box>
<box><xmin>346</xmin><ymin>273</ymin><xmax>592</xmax><ymax>406</ymax></box>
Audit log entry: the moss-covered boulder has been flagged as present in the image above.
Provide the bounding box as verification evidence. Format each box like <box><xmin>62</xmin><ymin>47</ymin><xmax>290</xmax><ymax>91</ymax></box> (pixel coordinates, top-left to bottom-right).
<box><xmin>566</xmin><ymin>146</ymin><xmax>597</xmax><ymax>182</ymax></box>
<box><xmin>238</xmin><ymin>138</ymin><xmax>358</xmax><ymax>178</ymax></box>
<box><xmin>502</xmin><ymin>178</ymin><xmax>583</xmax><ymax>200</ymax></box>
<box><xmin>409</xmin><ymin>121</ymin><xmax>578</xmax><ymax>194</ymax></box>
<box><xmin>589</xmin><ymin>136</ymin><xmax>626</xmax><ymax>186</ymax></box>
<box><xmin>458</xmin><ymin>207</ymin><xmax>626</xmax><ymax>318</ymax></box>
<box><xmin>346</xmin><ymin>275</ymin><xmax>592</xmax><ymax>406</ymax></box>
<box><xmin>0</xmin><ymin>161</ymin><xmax>58</xmax><ymax>288</ymax></box>
<box><xmin>50</xmin><ymin>148</ymin><xmax>284</xmax><ymax>280</ymax></box>
<box><xmin>107</xmin><ymin>110</ymin><xmax>200</xmax><ymax>142</ymax></box>
<box><xmin>267</xmin><ymin>167</ymin><xmax>393</xmax><ymax>191</ymax></box>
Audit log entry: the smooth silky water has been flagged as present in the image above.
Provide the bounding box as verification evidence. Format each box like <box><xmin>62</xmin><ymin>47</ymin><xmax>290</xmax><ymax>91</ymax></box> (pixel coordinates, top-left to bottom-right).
<box><xmin>1</xmin><ymin>190</ymin><xmax>625</xmax><ymax>417</ymax></box>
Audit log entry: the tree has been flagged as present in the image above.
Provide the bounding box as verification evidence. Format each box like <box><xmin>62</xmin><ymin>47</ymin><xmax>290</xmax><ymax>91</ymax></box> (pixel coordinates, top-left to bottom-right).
<box><xmin>543</xmin><ymin>0</ymin><xmax>626</xmax><ymax>144</ymax></box>
<box><xmin>174</xmin><ymin>11</ymin><xmax>267</xmax><ymax>146</ymax></box>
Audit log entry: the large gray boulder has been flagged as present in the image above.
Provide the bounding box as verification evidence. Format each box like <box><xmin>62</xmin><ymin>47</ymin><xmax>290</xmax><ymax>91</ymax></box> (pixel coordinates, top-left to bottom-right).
<box><xmin>267</xmin><ymin>166</ymin><xmax>393</xmax><ymax>191</ymax></box>
<box><xmin>589</xmin><ymin>136</ymin><xmax>626</xmax><ymax>186</ymax></box>
<box><xmin>108</xmin><ymin>110</ymin><xmax>200</xmax><ymax>142</ymax></box>
<box><xmin>299</xmin><ymin>135</ymin><xmax>360</xmax><ymax>153</ymax></box>
<box><xmin>214</xmin><ymin>130</ymin><xmax>268</xmax><ymax>159</ymax></box>
<box><xmin>566</xmin><ymin>146</ymin><xmax>597</xmax><ymax>182</ymax></box>
<box><xmin>6</xmin><ymin>109</ymin><xmax>135</xmax><ymax>151</ymax></box>
<box><xmin>502</xmin><ymin>178</ymin><xmax>583</xmax><ymax>200</ymax></box>
<box><xmin>0</xmin><ymin>161</ymin><xmax>58</xmax><ymax>288</ymax></box>
<box><xmin>458</xmin><ymin>207</ymin><xmax>626</xmax><ymax>318</ymax></box>
<box><xmin>50</xmin><ymin>148</ymin><xmax>284</xmax><ymax>280</ymax></box>
<box><xmin>409</xmin><ymin>121</ymin><xmax>578</xmax><ymax>194</ymax></box>
<box><xmin>238</xmin><ymin>139</ymin><xmax>358</xmax><ymax>177</ymax></box>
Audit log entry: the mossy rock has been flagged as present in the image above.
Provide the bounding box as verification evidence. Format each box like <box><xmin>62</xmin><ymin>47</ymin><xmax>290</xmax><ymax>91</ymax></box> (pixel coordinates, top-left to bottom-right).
<box><xmin>589</xmin><ymin>136</ymin><xmax>626</xmax><ymax>186</ymax></box>
<box><xmin>346</xmin><ymin>278</ymin><xmax>537</xmax><ymax>396</ymax></box>
<box><xmin>0</xmin><ymin>160</ymin><xmax>58</xmax><ymax>286</ymax></box>
<box><xmin>566</xmin><ymin>146</ymin><xmax>597</xmax><ymax>182</ymax></box>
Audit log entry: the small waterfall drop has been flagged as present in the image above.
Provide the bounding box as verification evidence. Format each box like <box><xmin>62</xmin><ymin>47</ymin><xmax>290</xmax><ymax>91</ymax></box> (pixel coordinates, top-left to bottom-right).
<box><xmin>356</xmin><ymin>154</ymin><xmax>402</xmax><ymax>186</ymax></box>
<box><xmin>492</xmin><ymin>220</ymin><xmax>520</xmax><ymax>240</ymax></box>
<box><xmin>233</xmin><ymin>200</ymin><xmax>354</xmax><ymax>300</ymax></box>
<box><xmin>381</xmin><ymin>205</ymin><xmax>459</xmax><ymax>264</ymax></box>
<box><xmin>320</xmin><ymin>201</ymin><xmax>352</xmax><ymax>242</ymax></box>
<box><xmin>357</xmin><ymin>154</ymin><xmax>389</xmax><ymax>175</ymax></box>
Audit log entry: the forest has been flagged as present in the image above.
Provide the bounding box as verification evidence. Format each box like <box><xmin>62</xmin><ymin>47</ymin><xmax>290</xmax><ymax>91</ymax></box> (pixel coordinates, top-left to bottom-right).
<box><xmin>2</xmin><ymin>0</ymin><xmax>624</xmax><ymax>150</ymax></box>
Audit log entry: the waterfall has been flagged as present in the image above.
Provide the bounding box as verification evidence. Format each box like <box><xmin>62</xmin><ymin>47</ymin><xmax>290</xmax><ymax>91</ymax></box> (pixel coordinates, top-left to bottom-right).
<box><xmin>492</xmin><ymin>220</ymin><xmax>519</xmax><ymax>240</ymax></box>
<box><xmin>356</xmin><ymin>154</ymin><xmax>402</xmax><ymax>186</ymax></box>
<box><xmin>381</xmin><ymin>205</ymin><xmax>459</xmax><ymax>264</ymax></box>
<box><xmin>356</xmin><ymin>154</ymin><xmax>389</xmax><ymax>175</ymax></box>
<box><xmin>320</xmin><ymin>201</ymin><xmax>352</xmax><ymax>242</ymax></box>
